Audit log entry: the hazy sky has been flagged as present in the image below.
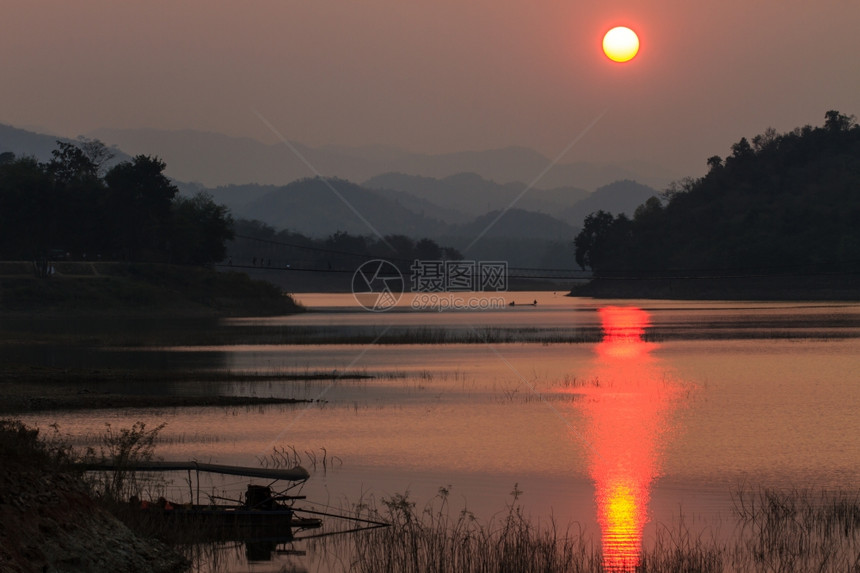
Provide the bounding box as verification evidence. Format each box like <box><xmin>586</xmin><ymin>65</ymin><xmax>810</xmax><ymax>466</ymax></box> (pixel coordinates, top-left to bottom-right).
<box><xmin>2</xmin><ymin>1</ymin><xmax>858</xmax><ymax>180</ymax></box>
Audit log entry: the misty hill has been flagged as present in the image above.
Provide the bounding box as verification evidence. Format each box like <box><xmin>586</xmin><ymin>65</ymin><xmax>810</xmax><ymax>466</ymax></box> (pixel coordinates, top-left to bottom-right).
<box><xmin>89</xmin><ymin>128</ymin><xmax>331</xmax><ymax>188</ymax></box>
<box><xmin>451</xmin><ymin>209</ymin><xmax>576</xmax><ymax>241</ymax></box>
<box><xmin>89</xmin><ymin>127</ymin><xmax>671</xmax><ymax>190</ymax></box>
<box><xmin>439</xmin><ymin>209</ymin><xmax>578</xmax><ymax>268</ymax></box>
<box><xmin>0</xmin><ymin>124</ymin><xmax>129</xmax><ymax>166</ymax></box>
<box><xmin>364</xmin><ymin>172</ymin><xmax>589</xmax><ymax>218</ymax></box>
<box><xmin>203</xmin><ymin>176</ymin><xmax>580</xmax><ymax>243</ymax></box>
<box><xmin>179</xmin><ymin>171</ymin><xmax>586</xmax><ymax>269</ymax></box>
<box><xmin>0</xmin><ymin>124</ymin><xmax>65</xmax><ymax>160</ymax></box>
<box><xmin>238</xmin><ymin>177</ymin><xmax>448</xmax><ymax>238</ymax></box>
<box><xmin>560</xmin><ymin>179</ymin><xmax>659</xmax><ymax>227</ymax></box>
<box><xmin>175</xmin><ymin>182</ymin><xmax>279</xmax><ymax>211</ymax></box>
<box><xmin>574</xmin><ymin>111</ymin><xmax>860</xmax><ymax>282</ymax></box>
<box><xmin>366</xmin><ymin>185</ymin><xmax>471</xmax><ymax>224</ymax></box>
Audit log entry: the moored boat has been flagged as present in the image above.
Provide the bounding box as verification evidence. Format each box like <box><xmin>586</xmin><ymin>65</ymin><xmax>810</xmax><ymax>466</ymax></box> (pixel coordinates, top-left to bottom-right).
<box><xmin>82</xmin><ymin>460</ymin><xmax>322</xmax><ymax>541</ymax></box>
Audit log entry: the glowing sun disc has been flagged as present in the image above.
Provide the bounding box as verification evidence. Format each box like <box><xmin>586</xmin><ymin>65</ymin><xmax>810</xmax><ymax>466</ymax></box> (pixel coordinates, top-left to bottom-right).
<box><xmin>603</xmin><ymin>26</ymin><xmax>639</xmax><ymax>63</ymax></box>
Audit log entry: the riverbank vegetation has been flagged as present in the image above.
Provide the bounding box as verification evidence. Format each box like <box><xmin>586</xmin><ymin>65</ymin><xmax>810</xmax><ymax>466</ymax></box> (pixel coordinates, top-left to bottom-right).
<box><xmin>0</xmin><ymin>141</ymin><xmax>231</xmax><ymax>266</ymax></box>
<box><xmin>0</xmin><ymin>261</ymin><xmax>302</xmax><ymax>316</ymax></box>
<box><xmin>349</xmin><ymin>485</ymin><xmax>860</xmax><ymax>572</ymax></box>
<box><xmin>0</xmin><ymin>420</ymin><xmax>187</xmax><ymax>573</ymax></box>
<box><xmin>5</xmin><ymin>421</ymin><xmax>860</xmax><ymax>572</ymax></box>
<box><xmin>0</xmin><ymin>140</ymin><xmax>306</xmax><ymax>316</ymax></box>
<box><xmin>572</xmin><ymin>111</ymin><xmax>860</xmax><ymax>300</ymax></box>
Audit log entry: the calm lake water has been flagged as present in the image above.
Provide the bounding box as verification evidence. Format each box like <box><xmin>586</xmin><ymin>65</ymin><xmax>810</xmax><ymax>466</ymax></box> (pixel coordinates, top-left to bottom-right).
<box><xmin>13</xmin><ymin>292</ymin><xmax>860</xmax><ymax>571</ymax></box>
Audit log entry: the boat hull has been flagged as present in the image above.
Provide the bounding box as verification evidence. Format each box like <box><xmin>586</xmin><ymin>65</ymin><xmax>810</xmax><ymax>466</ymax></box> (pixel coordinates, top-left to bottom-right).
<box><xmin>118</xmin><ymin>505</ymin><xmax>322</xmax><ymax>542</ymax></box>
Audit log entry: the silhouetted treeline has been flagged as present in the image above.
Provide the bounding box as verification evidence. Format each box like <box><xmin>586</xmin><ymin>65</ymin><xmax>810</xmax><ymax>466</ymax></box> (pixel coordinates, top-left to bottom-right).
<box><xmin>228</xmin><ymin>218</ymin><xmax>462</xmax><ymax>273</ymax></box>
<box><xmin>575</xmin><ymin>111</ymin><xmax>860</xmax><ymax>277</ymax></box>
<box><xmin>0</xmin><ymin>141</ymin><xmax>233</xmax><ymax>266</ymax></box>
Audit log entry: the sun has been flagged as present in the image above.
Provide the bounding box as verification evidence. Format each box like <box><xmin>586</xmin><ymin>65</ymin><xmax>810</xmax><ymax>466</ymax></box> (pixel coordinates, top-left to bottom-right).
<box><xmin>603</xmin><ymin>26</ymin><xmax>640</xmax><ymax>63</ymax></box>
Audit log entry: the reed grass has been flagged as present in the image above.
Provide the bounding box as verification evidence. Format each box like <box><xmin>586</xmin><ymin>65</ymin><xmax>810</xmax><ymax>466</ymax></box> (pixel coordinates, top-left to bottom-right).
<box><xmin>730</xmin><ymin>486</ymin><xmax>860</xmax><ymax>572</ymax></box>
<box><xmin>258</xmin><ymin>444</ymin><xmax>344</xmax><ymax>475</ymax></box>
<box><xmin>79</xmin><ymin>421</ymin><xmax>168</xmax><ymax>503</ymax></box>
<box><xmin>14</xmin><ymin>421</ymin><xmax>860</xmax><ymax>572</ymax></box>
<box><xmin>348</xmin><ymin>486</ymin><xmax>601</xmax><ymax>573</ymax></box>
<box><xmin>342</xmin><ymin>485</ymin><xmax>860</xmax><ymax>573</ymax></box>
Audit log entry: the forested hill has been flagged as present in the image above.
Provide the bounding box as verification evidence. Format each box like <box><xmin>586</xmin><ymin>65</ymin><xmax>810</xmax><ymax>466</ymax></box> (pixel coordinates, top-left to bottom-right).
<box><xmin>574</xmin><ymin>111</ymin><xmax>860</xmax><ymax>283</ymax></box>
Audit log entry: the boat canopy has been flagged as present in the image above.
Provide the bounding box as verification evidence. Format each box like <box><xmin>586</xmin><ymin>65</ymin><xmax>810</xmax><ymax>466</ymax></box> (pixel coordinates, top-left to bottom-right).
<box><xmin>80</xmin><ymin>460</ymin><xmax>310</xmax><ymax>481</ymax></box>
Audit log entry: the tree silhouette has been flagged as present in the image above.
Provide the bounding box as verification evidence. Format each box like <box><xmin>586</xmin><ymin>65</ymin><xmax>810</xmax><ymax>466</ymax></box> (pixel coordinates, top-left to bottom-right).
<box><xmin>573</xmin><ymin>111</ymin><xmax>860</xmax><ymax>279</ymax></box>
<box><xmin>105</xmin><ymin>155</ymin><xmax>178</xmax><ymax>261</ymax></box>
<box><xmin>170</xmin><ymin>192</ymin><xmax>234</xmax><ymax>265</ymax></box>
<box><xmin>824</xmin><ymin>110</ymin><xmax>855</xmax><ymax>132</ymax></box>
<box><xmin>574</xmin><ymin>211</ymin><xmax>616</xmax><ymax>270</ymax></box>
<box><xmin>0</xmin><ymin>141</ymin><xmax>234</xmax><ymax>267</ymax></box>
<box><xmin>76</xmin><ymin>137</ymin><xmax>116</xmax><ymax>177</ymax></box>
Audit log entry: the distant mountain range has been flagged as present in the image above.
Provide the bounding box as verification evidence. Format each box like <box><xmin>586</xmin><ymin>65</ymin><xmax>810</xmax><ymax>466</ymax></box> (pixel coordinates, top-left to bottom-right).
<box><xmin>557</xmin><ymin>180</ymin><xmax>660</xmax><ymax>226</ymax></box>
<box><xmin>364</xmin><ymin>172</ymin><xmax>590</xmax><ymax>219</ymax></box>
<box><xmin>1</xmin><ymin>124</ymin><xmax>68</xmax><ymax>160</ymax></box>
<box><xmin>183</xmin><ymin>175</ymin><xmax>656</xmax><ymax>237</ymax></box>
<box><xmin>0</xmin><ymin>123</ymin><xmax>131</xmax><ymax>167</ymax></box>
<box><xmin>2</xmin><ymin>122</ymin><xmax>660</xmax><ymax>267</ymax></box>
<box><xmin>182</xmin><ymin>175</ymin><xmax>657</xmax><ymax>266</ymax></box>
<box><xmin>86</xmin><ymin>127</ymin><xmax>673</xmax><ymax>191</ymax></box>
<box><xmin>225</xmin><ymin>177</ymin><xmax>448</xmax><ymax>238</ymax></box>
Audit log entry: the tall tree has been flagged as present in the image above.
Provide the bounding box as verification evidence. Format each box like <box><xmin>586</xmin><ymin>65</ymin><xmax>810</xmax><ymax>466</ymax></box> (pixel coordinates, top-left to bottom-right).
<box><xmin>574</xmin><ymin>210</ymin><xmax>616</xmax><ymax>270</ymax></box>
<box><xmin>45</xmin><ymin>141</ymin><xmax>107</xmax><ymax>257</ymax></box>
<box><xmin>105</xmin><ymin>155</ymin><xmax>178</xmax><ymax>261</ymax></box>
<box><xmin>170</xmin><ymin>192</ymin><xmax>234</xmax><ymax>265</ymax></box>
<box><xmin>47</xmin><ymin>141</ymin><xmax>98</xmax><ymax>184</ymax></box>
<box><xmin>0</xmin><ymin>156</ymin><xmax>52</xmax><ymax>258</ymax></box>
<box><xmin>76</xmin><ymin>137</ymin><xmax>116</xmax><ymax>177</ymax></box>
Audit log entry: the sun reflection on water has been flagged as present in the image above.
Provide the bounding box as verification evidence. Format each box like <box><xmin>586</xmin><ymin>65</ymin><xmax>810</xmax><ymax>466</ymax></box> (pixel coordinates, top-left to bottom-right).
<box><xmin>601</xmin><ymin>479</ymin><xmax>642</xmax><ymax>568</ymax></box>
<box><xmin>569</xmin><ymin>306</ymin><xmax>683</xmax><ymax>571</ymax></box>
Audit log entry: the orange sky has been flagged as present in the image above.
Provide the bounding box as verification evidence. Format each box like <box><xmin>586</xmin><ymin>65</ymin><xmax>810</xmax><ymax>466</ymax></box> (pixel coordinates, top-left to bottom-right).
<box><xmin>2</xmin><ymin>1</ymin><xmax>858</xmax><ymax>181</ymax></box>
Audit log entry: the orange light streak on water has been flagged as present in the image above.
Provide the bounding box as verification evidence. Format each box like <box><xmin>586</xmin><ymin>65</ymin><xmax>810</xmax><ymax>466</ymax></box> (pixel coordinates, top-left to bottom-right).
<box><xmin>571</xmin><ymin>306</ymin><xmax>682</xmax><ymax>571</ymax></box>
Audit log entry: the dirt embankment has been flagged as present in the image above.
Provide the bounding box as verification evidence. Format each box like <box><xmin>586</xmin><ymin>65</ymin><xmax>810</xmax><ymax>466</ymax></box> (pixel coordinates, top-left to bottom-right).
<box><xmin>0</xmin><ymin>422</ymin><xmax>187</xmax><ymax>573</ymax></box>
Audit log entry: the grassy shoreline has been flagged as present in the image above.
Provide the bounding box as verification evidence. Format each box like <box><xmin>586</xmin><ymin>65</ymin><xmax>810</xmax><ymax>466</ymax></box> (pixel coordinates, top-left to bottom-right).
<box><xmin>0</xmin><ymin>261</ymin><xmax>304</xmax><ymax>317</ymax></box>
<box><xmin>0</xmin><ymin>420</ymin><xmax>188</xmax><ymax>572</ymax></box>
<box><xmin>5</xmin><ymin>420</ymin><xmax>860</xmax><ymax>572</ymax></box>
<box><xmin>346</xmin><ymin>485</ymin><xmax>860</xmax><ymax>572</ymax></box>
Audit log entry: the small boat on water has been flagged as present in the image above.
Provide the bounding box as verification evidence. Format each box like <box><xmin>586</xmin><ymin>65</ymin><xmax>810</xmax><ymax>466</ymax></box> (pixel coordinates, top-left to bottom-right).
<box><xmin>127</xmin><ymin>483</ymin><xmax>322</xmax><ymax>540</ymax></box>
<box><xmin>82</xmin><ymin>460</ymin><xmax>323</xmax><ymax>541</ymax></box>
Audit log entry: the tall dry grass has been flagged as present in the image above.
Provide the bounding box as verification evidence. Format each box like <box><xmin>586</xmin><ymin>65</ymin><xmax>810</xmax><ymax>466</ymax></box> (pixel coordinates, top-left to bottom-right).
<box><xmin>345</xmin><ymin>485</ymin><xmax>860</xmax><ymax>573</ymax></box>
